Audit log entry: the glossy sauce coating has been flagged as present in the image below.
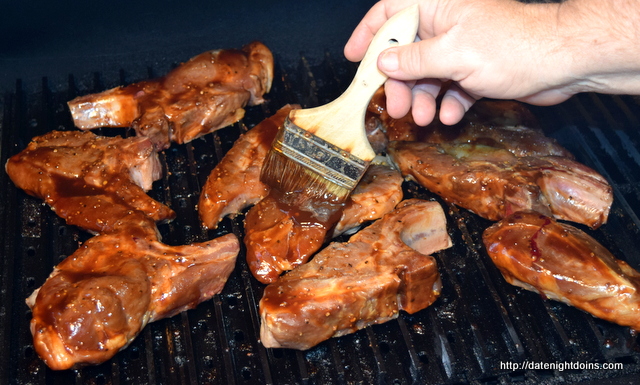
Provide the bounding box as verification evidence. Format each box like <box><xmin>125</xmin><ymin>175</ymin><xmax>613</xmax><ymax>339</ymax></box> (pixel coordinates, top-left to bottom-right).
<box><xmin>198</xmin><ymin>105</ymin><xmax>297</xmax><ymax>229</ymax></box>
<box><xmin>5</xmin><ymin>130</ymin><xmax>174</xmax><ymax>234</ymax></box>
<box><xmin>243</xmin><ymin>163</ymin><xmax>403</xmax><ymax>284</ymax></box>
<box><xmin>484</xmin><ymin>211</ymin><xmax>640</xmax><ymax>331</ymax></box>
<box><xmin>68</xmin><ymin>42</ymin><xmax>274</xmax><ymax>150</ymax></box>
<box><xmin>369</xmin><ymin>88</ymin><xmax>570</xmax><ymax>158</ymax></box>
<box><xmin>388</xmin><ymin>141</ymin><xmax>612</xmax><ymax>229</ymax></box>
<box><xmin>244</xmin><ymin>186</ymin><xmax>344</xmax><ymax>284</ymax></box>
<box><xmin>27</xmin><ymin>220</ymin><xmax>239</xmax><ymax>370</ymax></box>
<box><xmin>259</xmin><ymin>199</ymin><xmax>452</xmax><ymax>350</ymax></box>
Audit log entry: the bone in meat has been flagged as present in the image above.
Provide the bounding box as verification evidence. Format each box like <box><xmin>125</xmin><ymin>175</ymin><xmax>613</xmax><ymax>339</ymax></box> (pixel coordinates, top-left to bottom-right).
<box><xmin>5</xmin><ymin>130</ymin><xmax>175</xmax><ymax>234</ymax></box>
<box><xmin>483</xmin><ymin>211</ymin><xmax>640</xmax><ymax>331</ymax></box>
<box><xmin>198</xmin><ymin>105</ymin><xmax>298</xmax><ymax>229</ymax></box>
<box><xmin>331</xmin><ymin>162</ymin><xmax>404</xmax><ymax>237</ymax></box>
<box><xmin>68</xmin><ymin>41</ymin><xmax>274</xmax><ymax>150</ymax></box>
<box><xmin>388</xmin><ymin>141</ymin><xmax>612</xmax><ymax>229</ymax></box>
<box><xmin>368</xmin><ymin>89</ymin><xmax>570</xmax><ymax>158</ymax></box>
<box><xmin>259</xmin><ymin>199</ymin><xmax>451</xmax><ymax>350</ymax></box>
<box><xmin>244</xmin><ymin>163</ymin><xmax>403</xmax><ymax>284</ymax></box>
<box><xmin>26</xmin><ymin>219</ymin><xmax>239</xmax><ymax>370</ymax></box>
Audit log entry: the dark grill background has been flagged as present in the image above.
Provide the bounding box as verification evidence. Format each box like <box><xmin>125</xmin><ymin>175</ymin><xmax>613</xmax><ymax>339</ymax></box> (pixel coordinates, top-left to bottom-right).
<box><xmin>1</xmin><ymin>53</ymin><xmax>640</xmax><ymax>385</ymax></box>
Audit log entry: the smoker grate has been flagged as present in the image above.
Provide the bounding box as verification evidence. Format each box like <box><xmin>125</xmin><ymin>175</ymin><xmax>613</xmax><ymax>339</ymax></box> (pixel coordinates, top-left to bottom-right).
<box><xmin>1</xmin><ymin>54</ymin><xmax>640</xmax><ymax>385</ymax></box>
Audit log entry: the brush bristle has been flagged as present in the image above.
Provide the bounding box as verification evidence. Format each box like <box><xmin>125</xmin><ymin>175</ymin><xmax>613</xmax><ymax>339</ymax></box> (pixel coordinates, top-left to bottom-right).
<box><xmin>261</xmin><ymin>149</ymin><xmax>351</xmax><ymax>203</ymax></box>
<box><xmin>260</xmin><ymin>116</ymin><xmax>370</xmax><ymax>204</ymax></box>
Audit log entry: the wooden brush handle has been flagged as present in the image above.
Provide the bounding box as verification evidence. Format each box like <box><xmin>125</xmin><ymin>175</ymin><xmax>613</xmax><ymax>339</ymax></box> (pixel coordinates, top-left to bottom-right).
<box><xmin>290</xmin><ymin>4</ymin><xmax>419</xmax><ymax>161</ymax></box>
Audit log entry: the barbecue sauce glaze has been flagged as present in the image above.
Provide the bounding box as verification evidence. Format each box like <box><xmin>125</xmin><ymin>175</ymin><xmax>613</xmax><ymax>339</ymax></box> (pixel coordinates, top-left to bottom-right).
<box><xmin>244</xmin><ymin>187</ymin><xmax>344</xmax><ymax>284</ymax></box>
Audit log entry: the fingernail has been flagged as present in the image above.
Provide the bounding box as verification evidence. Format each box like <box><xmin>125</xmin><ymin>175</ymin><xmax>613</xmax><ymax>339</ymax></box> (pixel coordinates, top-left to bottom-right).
<box><xmin>379</xmin><ymin>50</ymin><xmax>399</xmax><ymax>72</ymax></box>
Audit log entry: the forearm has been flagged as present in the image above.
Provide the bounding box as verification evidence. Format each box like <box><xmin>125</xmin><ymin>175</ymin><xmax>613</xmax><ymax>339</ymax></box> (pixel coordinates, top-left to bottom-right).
<box><xmin>557</xmin><ymin>0</ymin><xmax>640</xmax><ymax>95</ymax></box>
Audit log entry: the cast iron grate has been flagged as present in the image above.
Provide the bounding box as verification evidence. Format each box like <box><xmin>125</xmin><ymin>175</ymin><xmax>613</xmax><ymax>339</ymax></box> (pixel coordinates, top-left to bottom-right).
<box><xmin>1</xmin><ymin>53</ymin><xmax>640</xmax><ymax>384</ymax></box>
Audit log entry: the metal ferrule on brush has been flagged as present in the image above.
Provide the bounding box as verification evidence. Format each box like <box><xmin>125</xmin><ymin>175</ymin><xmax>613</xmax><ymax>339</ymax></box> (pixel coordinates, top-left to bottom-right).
<box><xmin>261</xmin><ymin>117</ymin><xmax>369</xmax><ymax>202</ymax></box>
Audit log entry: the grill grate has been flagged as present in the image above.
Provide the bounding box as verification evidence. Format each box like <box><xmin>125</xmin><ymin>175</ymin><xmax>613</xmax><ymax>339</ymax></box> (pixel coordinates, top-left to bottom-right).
<box><xmin>1</xmin><ymin>54</ymin><xmax>640</xmax><ymax>385</ymax></box>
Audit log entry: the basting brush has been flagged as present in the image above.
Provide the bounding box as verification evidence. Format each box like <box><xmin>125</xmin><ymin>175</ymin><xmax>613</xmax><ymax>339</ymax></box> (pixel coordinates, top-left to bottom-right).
<box><xmin>261</xmin><ymin>5</ymin><xmax>420</xmax><ymax>205</ymax></box>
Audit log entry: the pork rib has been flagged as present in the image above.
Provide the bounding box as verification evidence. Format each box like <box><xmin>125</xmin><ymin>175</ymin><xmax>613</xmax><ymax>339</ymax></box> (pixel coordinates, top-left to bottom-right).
<box><xmin>369</xmin><ymin>91</ymin><xmax>569</xmax><ymax>158</ymax></box>
<box><xmin>388</xmin><ymin>141</ymin><xmax>612</xmax><ymax>229</ymax></box>
<box><xmin>244</xmin><ymin>163</ymin><xmax>403</xmax><ymax>284</ymax></box>
<box><xmin>483</xmin><ymin>211</ymin><xmax>640</xmax><ymax>331</ymax></box>
<box><xmin>198</xmin><ymin>105</ymin><xmax>297</xmax><ymax>229</ymax></box>
<box><xmin>26</xmin><ymin>221</ymin><xmax>239</xmax><ymax>370</ymax></box>
<box><xmin>68</xmin><ymin>42</ymin><xmax>274</xmax><ymax>150</ymax></box>
<box><xmin>332</xmin><ymin>162</ymin><xmax>404</xmax><ymax>237</ymax></box>
<box><xmin>5</xmin><ymin>130</ymin><xmax>175</xmax><ymax>234</ymax></box>
<box><xmin>259</xmin><ymin>199</ymin><xmax>451</xmax><ymax>350</ymax></box>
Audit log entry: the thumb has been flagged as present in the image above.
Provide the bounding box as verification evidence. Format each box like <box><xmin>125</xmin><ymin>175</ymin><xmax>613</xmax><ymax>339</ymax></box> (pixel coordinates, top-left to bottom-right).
<box><xmin>378</xmin><ymin>37</ymin><xmax>457</xmax><ymax>82</ymax></box>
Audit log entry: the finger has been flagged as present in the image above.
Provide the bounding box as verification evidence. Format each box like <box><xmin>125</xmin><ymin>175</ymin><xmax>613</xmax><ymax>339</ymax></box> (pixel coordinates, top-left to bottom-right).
<box><xmin>439</xmin><ymin>83</ymin><xmax>478</xmax><ymax>125</ymax></box>
<box><xmin>378</xmin><ymin>36</ymin><xmax>464</xmax><ymax>82</ymax></box>
<box><xmin>344</xmin><ymin>2</ymin><xmax>393</xmax><ymax>62</ymax></box>
<box><xmin>345</xmin><ymin>0</ymin><xmax>421</xmax><ymax>62</ymax></box>
<box><xmin>384</xmin><ymin>79</ymin><xmax>414</xmax><ymax>119</ymax></box>
<box><xmin>411</xmin><ymin>79</ymin><xmax>442</xmax><ymax>126</ymax></box>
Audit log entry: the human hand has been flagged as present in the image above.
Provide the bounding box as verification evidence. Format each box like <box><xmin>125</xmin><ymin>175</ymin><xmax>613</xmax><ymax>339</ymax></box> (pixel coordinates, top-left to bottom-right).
<box><xmin>345</xmin><ymin>0</ymin><xmax>581</xmax><ymax>126</ymax></box>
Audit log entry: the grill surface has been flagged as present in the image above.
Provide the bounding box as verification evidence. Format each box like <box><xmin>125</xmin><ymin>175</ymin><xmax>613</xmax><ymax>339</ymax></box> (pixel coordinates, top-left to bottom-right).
<box><xmin>1</xmin><ymin>55</ymin><xmax>640</xmax><ymax>385</ymax></box>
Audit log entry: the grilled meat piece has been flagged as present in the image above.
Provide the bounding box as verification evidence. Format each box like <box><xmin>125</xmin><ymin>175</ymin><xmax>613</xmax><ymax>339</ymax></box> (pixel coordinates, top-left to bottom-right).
<box><xmin>26</xmin><ymin>219</ymin><xmax>239</xmax><ymax>371</ymax></box>
<box><xmin>483</xmin><ymin>211</ymin><xmax>640</xmax><ymax>331</ymax></box>
<box><xmin>463</xmin><ymin>99</ymin><xmax>540</xmax><ymax>128</ymax></box>
<box><xmin>5</xmin><ymin>130</ymin><xmax>175</xmax><ymax>234</ymax></box>
<box><xmin>418</xmin><ymin>118</ymin><xmax>573</xmax><ymax>159</ymax></box>
<box><xmin>364</xmin><ymin>114</ymin><xmax>389</xmax><ymax>154</ymax></box>
<box><xmin>197</xmin><ymin>101</ymin><xmax>402</xmax><ymax>283</ymax></box>
<box><xmin>243</xmin><ymin>187</ymin><xmax>344</xmax><ymax>284</ymax></box>
<box><xmin>332</xmin><ymin>162</ymin><xmax>404</xmax><ymax>237</ymax></box>
<box><xmin>244</xmin><ymin>163</ymin><xmax>403</xmax><ymax>284</ymax></box>
<box><xmin>388</xmin><ymin>141</ymin><xmax>612</xmax><ymax>229</ymax></box>
<box><xmin>368</xmin><ymin>89</ymin><xmax>571</xmax><ymax>158</ymax></box>
<box><xmin>198</xmin><ymin>105</ymin><xmax>297</xmax><ymax>229</ymax></box>
<box><xmin>366</xmin><ymin>86</ymin><xmax>417</xmax><ymax>142</ymax></box>
<box><xmin>68</xmin><ymin>41</ymin><xmax>274</xmax><ymax>150</ymax></box>
<box><xmin>260</xmin><ymin>199</ymin><xmax>451</xmax><ymax>350</ymax></box>
<box><xmin>198</xmin><ymin>104</ymin><xmax>390</xmax><ymax>232</ymax></box>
